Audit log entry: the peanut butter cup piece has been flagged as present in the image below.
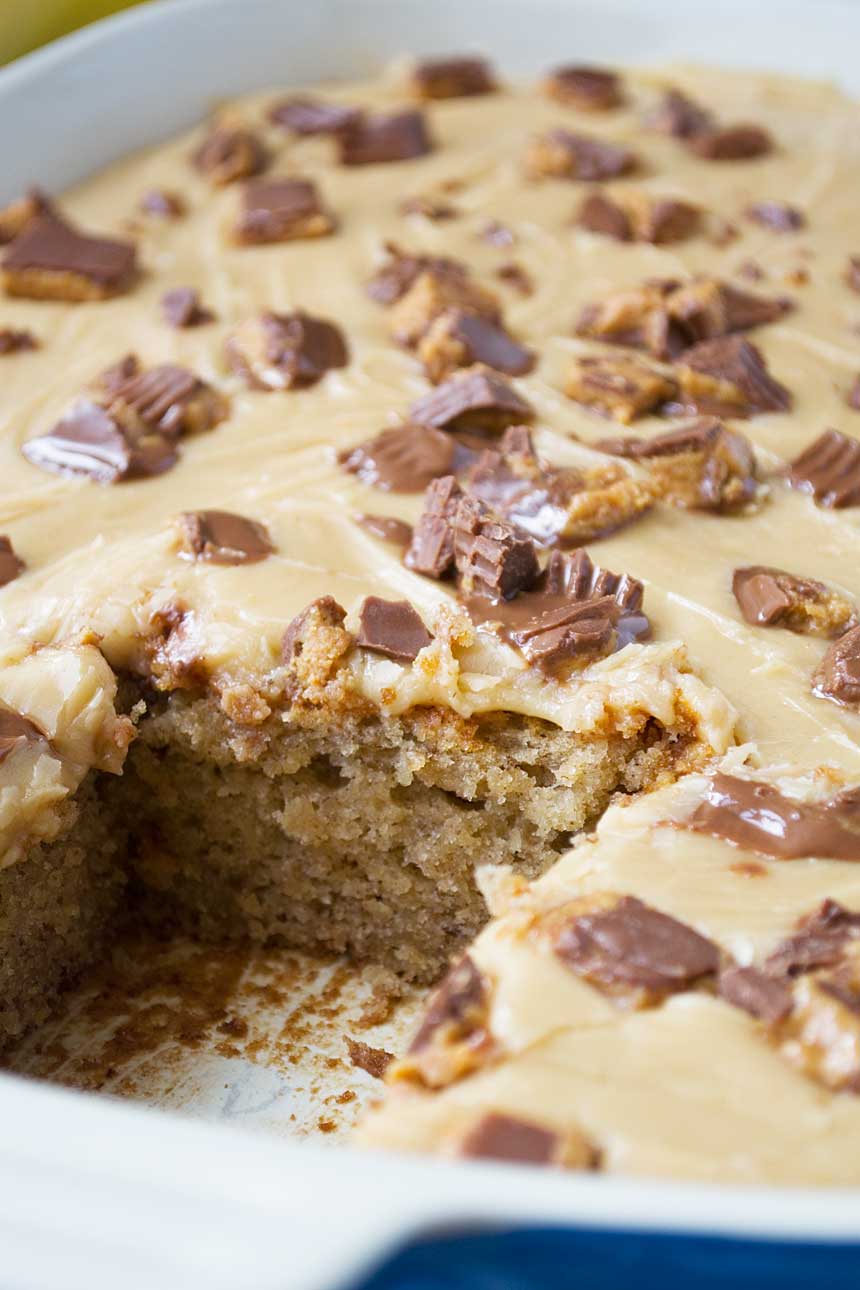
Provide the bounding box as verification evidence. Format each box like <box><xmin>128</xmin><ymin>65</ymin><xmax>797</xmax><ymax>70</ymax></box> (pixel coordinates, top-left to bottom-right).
<box><xmin>745</xmin><ymin>201</ymin><xmax>804</xmax><ymax>232</ymax></box>
<box><xmin>0</xmin><ymin>704</ymin><xmax>48</xmax><ymax>764</ymax></box>
<box><xmin>388</xmin><ymin>267</ymin><xmax>501</xmax><ymax>349</ymax></box>
<box><xmin>676</xmin><ymin>337</ymin><xmax>791</xmax><ymax>416</ymax></box>
<box><xmin>234</xmin><ymin>177</ymin><xmax>336</xmax><ymax>244</ymax></box>
<box><xmin>338</xmin><ymin>110</ymin><xmax>432</xmax><ymax>165</ymax></box>
<box><xmin>597</xmin><ymin>419</ymin><xmax>758</xmax><ymax>512</ymax></box>
<box><xmin>0</xmin><ymin>187</ymin><xmax>54</xmax><ymax>243</ymax></box>
<box><xmin>717</xmin><ymin>965</ymin><xmax>793</xmax><ymax>1023</ymax></box>
<box><xmin>814</xmin><ymin>625</ymin><xmax>860</xmax><ymax>709</ymax></box>
<box><xmin>456</xmin><ymin>1113</ymin><xmax>599</xmax><ymax>1170</ymax></box>
<box><xmin>404</xmin><ymin>475</ymin><xmax>462</xmax><ymax>578</ymax></box>
<box><xmin>576</xmin><ymin>191</ymin><xmax>631</xmax><ymax>241</ymax></box>
<box><xmin>418</xmin><ymin>309</ymin><xmax>535</xmax><ymax>383</ymax></box>
<box><xmin>496</xmin><ymin>261</ymin><xmax>535</xmax><ymax>296</ymax></box>
<box><xmin>161</xmin><ymin>287</ymin><xmax>214</xmax><ymax>328</ymax></box>
<box><xmin>645</xmin><ymin>88</ymin><xmax>714</xmax><ymax>138</ymax></box>
<box><xmin>410</xmin><ymin>56</ymin><xmax>496</xmax><ymax>100</ymax></box>
<box><xmin>390</xmin><ymin>954</ymin><xmax>495</xmax><ymax>1089</ymax></box>
<box><xmin>846</xmin><ymin>376</ymin><xmax>860</xmax><ymax>412</ymax></box>
<box><xmin>226</xmin><ymin>310</ymin><xmax>348</xmax><ymax>390</ymax></box>
<box><xmin>355</xmin><ymin>596</ymin><xmax>433</xmax><ymax>661</ymax></box>
<box><xmin>0</xmin><ymin>535</ymin><xmax>25</xmax><ymax>587</ymax></box>
<box><xmin>776</xmin><ymin>947</ymin><xmax>860</xmax><ymax>1093</ymax></box>
<box><xmin>3</xmin><ymin>214</ymin><xmax>137</xmax><ymax>302</ymax></box>
<box><xmin>525</xmin><ymin>129</ymin><xmax>636</xmax><ymax>181</ymax></box>
<box><xmin>340</xmin><ymin>424</ymin><xmax>455</xmax><ymax>492</ymax></box>
<box><xmin>787</xmin><ymin>429</ymin><xmax>860</xmax><ymax>508</ymax></box>
<box><xmin>140</xmin><ymin>189</ymin><xmax>186</xmax><ymax>219</ymax></box>
<box><xmin>688</xmin><ymin>124</ymin><xmax>772</xmax><ymax>161</ymax></box>
<box><xmin>767</xmin><ymin>901</ymin><xmax>860</xmax><ymax>977</ymax></box>
<box><xmin>564</xmin><ymin>353</ymin><xmax>677</xmax><ymax>423</ymax></box>
<box><xmin>845</xmin><ymin>257</ymin><xmax>860</xmax><ymax>294</ymax></box>
<box><xmin>453</xmin><ymin>495</ymin><xmax>539</xmax><ymax>601</ymax></box>
<box><xmin>98</xmin><ymin>357</ymin><xmax>227</xmax><ymax>438</ymax></box>
<box><xmin>0</xmin><ymin>328</ymin><xmax>37</xmax><ymax>354</ymax></box>
<box><xmin>688</xmin><ymin>772</ymin><xmax>860</xmax><ymax>860</ymax></box>
<box><xmin>733</xmin><ymin>566</ymin><xmax>855</xmax><ymax>637</ymax></box>
<box><xmin>354</xmin><ymin>514</ymin><xmax>413</xmax><ymax>546</ymax></box>
<box><xmin>22</xmin><ymin>401</ymin><xmax>177</xmax><ymax>483</ymax></box>
<box><xmin>176</xmin><ymin>510</ymin><xmax>275</xmax><ymax>565</ymax></box>
<box><xmin>576</xmin><ymin>190</ymin><xmax>699</xmax><ymax>245</ymax></box>
<box><xmin>191</xmin><ymin>122</ymin><xmax>267</xmax><ymax>186</ymax></box>
<box><xmin>268</xmin><ymin>96</ymin><xmax>362</xmax><ymax>135</ymax></box>
<box><xmin>399</xmin><ymin>194</ymin><xmax>460</xmax><ymax>221</ymax></box>
<box><xmin>409</xmin><ymin>364</ymin><xmax>534</xmax><ymax>433</ymax></box>
<box><xmin>543</xmin><ymin>65</ymin><xmax>622</xmax><ymax>111</ymax></box>
<box><xmin>365</xmin><ymin>243</ymin><xmax>469</xmax><ymax>306</ymax></box>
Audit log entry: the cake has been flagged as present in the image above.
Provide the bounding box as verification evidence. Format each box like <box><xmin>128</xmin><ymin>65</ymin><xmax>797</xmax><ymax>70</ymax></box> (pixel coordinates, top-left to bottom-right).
<box><xmin>1</xmin><ymin>50</ymin><xmax>859</xmax><ymax>1183</ymax></box>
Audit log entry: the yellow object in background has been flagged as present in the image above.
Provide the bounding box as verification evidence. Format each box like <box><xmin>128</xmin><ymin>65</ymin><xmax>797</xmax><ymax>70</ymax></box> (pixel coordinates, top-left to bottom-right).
<box><xmin>0</xmin><ymin>0</ymin><xmax>148</xmax><ymax>65</ymax></box>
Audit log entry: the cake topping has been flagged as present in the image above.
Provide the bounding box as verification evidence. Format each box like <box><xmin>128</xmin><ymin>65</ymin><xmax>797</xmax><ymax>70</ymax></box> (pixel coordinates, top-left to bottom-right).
<box><xmin>576</xmin><ymin>190</ymin><xmax>700</xmax><ymax>245</ymax></box>
<box><xmin>0</xmin><ymin>536</ymin><xmax>25</xmax><ymax>587</ymax></box>
<box><xmin>717</xmin><ymin>965</ymin><xmax>794</xmax><ymax>1023</ymax></box>
<box><xmin>409</xmin><ymin>364</ymin><xmax>534</xmax><ymax>432</ymax></box>
<box><xmin>387</xmin><ymin>266</ymin><xmax>502</xmax><ymax>349</ymax></box>
<box><xmin>645</xmin><ymin>88</ymin><xmax>714</xmax><ymax>139</ymax></box>
<box><xmin>525</xmin><ymin>129</ymin><xmax>636</xmax><ymax>181</ymax></box>
<box><xmin>687</xmin><ymin>772</ymin><xmax>860</xmax><ymax>861</ymax></box>
<box><xmin>596</xmin><ymin>419</ymin><xmax>759</xmax><ymax>512</ymax></box>
<box><xmin>404</xmin><ymin>475</ymin><xmax>462</xmax><ymax>578</ymax></box>
<box><xmin>340</xmin><ymin>424</ymin><xmax>456</xmax><ymax>492</ymax></box>
<box><xmin>0</xmin><ymin>186</ymin><xmax>54</xmax><ymax>243</ymax></box>
<box><xmin>0</xmin><ymin>327</ymin><xmax>37</xmax><ymax>354</ymax></box>
<box><xmin>564</xmin><ymin>352</ymin><xmax>677</xmax><ymax>423</ymax></box>
<box><xmin>418</xmin><ymin>310</ymin><xmax>535</xmax><ymax>383</ymax></box>
<box><xmin>456</xmin><ymin>1112</ymin><xmax>599</xmax><ymax>1169</ymax></box>
<box><xmin>410</xmin><ymin>56</ymin><xmax>496</xmax><ymax>99</ymax></box>
<box><xmin>338</xmin><ymin>110</ymin><xmax>433</xmax><ymax>165</ymax></box>
<box><xmin>0</xmin><ymin>705</ymin><xmax>47</xmax><ymax>765</ymax></box>
<box><xmin>745</xmin><ymin>201</ymin><xmax>805</xmax><ymax>232</ymax></box>
<box><xmin>452</xmin><ymin>495</ymin><xmax>540</xmax><ymax>601</ymax></box>
<box><xmin>3</xmin><ymin>214</ymin><xmax>137</xmax><ymax>301</ymax></box>
<box><xmin>732</xmin><ymin>566</ymin><xmax>855</xmax><ymax>636</ymax></box>
<box><xmin>365</xmin><ymin>243</ymin><xmax>468</xmax><ymax>305</ymax></box>
<box><xmin>543</xmin><ymin>65</ymin><xmax>622</xmax><ymax>111</ymax></box>
<box><xmin>813</xmin><ymin>625</ymin><xmax>860</xmax><ymax>708</ymax></box>
<box><xmin>140</xmin><ymin>189</ymin><xmax>186</xmax><ymax>218</ymax></box>
<box><xmin>389</xmin><ymin>953</ymin><xmax>496</xmax><ymax>1089</ymax></box>
<box><xmin>551</xmin><ymin>893</ymin><xmax>719</xmax><ymax>1003</ymax></box>
<box><xmin>787</xmin><ymin>429</ymin><xmax>860</xmax><ymax>508</ymax></box>
<box><xmin>176</xmin><ymin>510</ymin><xmax>275</xmax><ymax>565</ymax></box>
<box><xmin>674</xmin><ymin>337</ymin><xmax>791</xmax><ymax>416</ymax></box>
<box><xmin>234</xmin><ymin>177</ymin><xmax>336</xmax><ymax>244</ymax></box>
<box><xmin>97</xmin><ymin>356</ymin><xmax>227</xmax><ymax>437</ymax></box>
<box><xmin>766</xmin><ymin>901</ymin><xmax>860</xmax><ymax>977</ymax></box>
<box><xmin>354</xmin><ymin>513</ymin><xmax>413</xmax><ymax>546</ymax></box>
<box><xmin>161</xmin><ymin>287</ymin><xmax>215</xmax><ymax>328</ymax></box>
<box><xmin>22</xmin><ymin>401</ymin><xmax>178</xmax><ymax>484</ymax></box>
<box><xmin>688</xmin><ymin>124</ymin><xmax>773</xmax><ymax>161</ymax></box>
<box><xmin>355</xmin><ymin>596</ymin><xmax>433</xmax><ymax>661</ymax></box>
<box><xmin>191</xmin><ymin>122</ymin><xmax>266</xmax><ymax>186</ymax></box>
<box><xmin>267</xmin><ymin>96</ymin><xmax>362</xmax><ymax>134</ymax></box>
<box><xmin>226</xmin><ymin>311</ymin><xmax>348</xmax><ymax>390</ymax></box>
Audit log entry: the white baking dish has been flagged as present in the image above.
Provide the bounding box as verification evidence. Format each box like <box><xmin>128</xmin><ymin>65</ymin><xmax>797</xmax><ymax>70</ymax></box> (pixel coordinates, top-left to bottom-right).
<box><xmin>1</xmin><ymin>2</ymin><xmax>859</xmax><ymax>1286</ymax></box>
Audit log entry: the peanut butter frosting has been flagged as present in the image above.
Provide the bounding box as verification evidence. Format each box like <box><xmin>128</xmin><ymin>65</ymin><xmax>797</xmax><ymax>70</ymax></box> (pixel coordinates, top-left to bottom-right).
<box><xmin>2</xmin><ymin>53</ymin><xmax>860</xmax><ymax>1179</ymax></box>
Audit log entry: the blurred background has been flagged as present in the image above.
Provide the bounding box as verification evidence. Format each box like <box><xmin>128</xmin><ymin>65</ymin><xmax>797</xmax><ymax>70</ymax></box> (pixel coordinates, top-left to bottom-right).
<box><xmin>0</xmin><ymin>0</ymin><xmax>148</xmax><ymax>63</ymax></box>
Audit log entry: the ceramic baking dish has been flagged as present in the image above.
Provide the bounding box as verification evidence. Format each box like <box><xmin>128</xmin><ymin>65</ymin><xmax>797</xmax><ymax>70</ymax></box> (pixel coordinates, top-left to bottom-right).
<box><xmin>1</xmin><ymin>2</ymin><xmax>859</xmax><ymax>1286</ymax></box>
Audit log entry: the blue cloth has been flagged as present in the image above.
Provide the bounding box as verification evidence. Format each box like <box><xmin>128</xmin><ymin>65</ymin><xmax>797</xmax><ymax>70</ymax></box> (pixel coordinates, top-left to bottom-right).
<box><xmin>351</xmin><ymin>1225</ymin><xmax>860</xmax><ymax>1290</ymax></box>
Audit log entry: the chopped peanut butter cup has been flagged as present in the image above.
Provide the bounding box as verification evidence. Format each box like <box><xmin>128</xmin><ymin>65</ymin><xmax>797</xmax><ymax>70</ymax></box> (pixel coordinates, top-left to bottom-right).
<box><xmin>645</xmin><ymin>88</ymin><xmax>714</xmax><ymax>139</ymax></box>
<box><xmin>390</xmin><ymin>954</ymin><xmax>495</xmax><ymax>1089</ymax></box>
<box><xmin>767</xmin><ymin>901</ymin><xmax>860</xmax><ymax>977</ymax></box>
<box><xmin>543</xmin><ymin>65</ymin><xmax>622</xmax><ymax>111</ymax></box>
<box><xmin>355</xmin><ymin>596</ymin><xmax>433</xmax><ymax>661</ymax></box>
<box><xmin>418</xmin><ymin>309</ymin><xmax>535</xmax><ymax>383</ymax></box>
<box><xmin>388</xmin><ymin>266</ymin><xmax>501</xmax><ymax>349</ymax></box>
<box><xmin>3</xmin><ymin>214</ymin><xmax>137</xmax><ymax>302</ymax></box>
<box><xmin>688</xmin><ymin>123</ymin><xmax>772</xmax><ymax>161</ymax></box>
<box><xmin>235</xmin><ymin>178</ymin><xmax>336</xmax><ymax>244</ymax></box>
<box><xmin>577</xmin><ymin>189</ymin><xmax>700</xmax><ymax>245</ymax></box>
<box><xmin>733</xmin><ymin>566</ymin><xmax>855</xmax><ymax>636</ymax></box>
<box><xmin>338</xmin><ymin>110</ymin><xmax>433</xmax><ymax>165</ymax></box>
<box><xmin>340</xmin><ymin>424</ymin><xmax>456</xmax><ymax>492</ymax></box>
<box><xmin>409</xmin><ymin>364</ymin><xmax>534</xmax><ymax>432</ymax></box>
<box><xmin>161</xmin><ymin>287</ymin><xmax>214</xmax><ymax>328</ymax></box>
<box><xmin>191</xmin><ymin>122</ymin><xmax>267</xmax><ymax>186</ymax></box>
<box><xmin>456</xmin><ymin>1113</ymin><xmax>599</xmax><ymax>1170</ymax></box>
<box><xmin>365</xmin><ymin>243</ymin><xmax>469</xmax><ymax>306</ymax></box>
<box><xmin>597</xmin><ymin>419</ymin><xmax>759</xmax><ymax>512</ymax></box>
<box><xmin>0</xmin><ymin>187</ymin><xmax>54</xmax><ymax>244</ymax></box>
<box><xmin>0</xmin><ymin>327</ymin><xmax>37</xmax><ymax>354</ymax></box>
<box><xmin>268</xmin><ymin>96</ymin><xmax>362</xmax><ymax>135</ymax></box>
<box><xmin>404</xmin><ymin>475</ymin><xmax>462</xmax><ymax>578</ymax></box>
<box><xmin>354</xmin><ymin>514</ymin><xmax>413</xmax><ymax>546</ymax></box>
<box><xmin>525</xmin><ymin>129</ymin><xmax>636</xmax><ymax>181</ymax></box>
<box><xmin>787</xmin><ymin>429</ymin><xmax>860</xmax><ymax>508</ymax></box>
<box><xmin>227</xmin><ymin>311</ymin><xmax>348</xmax><ymax>390</ymax></box>
<box><xmin>745</xmin><ymin>201</ymin><xmax>805</xmax><ymax>232</ymax></box>
<box><xmin>22</xmin><ymin>401</ymin><xmax>177</xmax><ymax>484</ymax></box>
<box><xmin>687</xmin><ymin>773</ymin><xmax>860</xmax><ymax>860</ymax></box>
<box><xmin>176</xmin><ymin>510</ymin><xmax>275</xmax><ymax>565</ymax></box>
<box><xmin>565</xmin><ymin>352</ymin><xmax>677</xmax><ymax>423</ymax></box>
<box><xmin>718</xmin><ymin>965</ymin><xmax>793</xmax><ymax>1023</ymax></box>
<box><xmin>453</xmin><ymin>495</ymin><xmax>540</xmax><ymax>601</ymax></box>
<box><xmin>813</xmin><ymin>625</ymin><xmax>860</xmax><ymax>709</ymax></box>
<box><xmin>97</xmin><ymin>355</ymin><xmax>227</xmax><ymax>437</ymax></box>
<box><xmin>0</xmin><ymin>535</ymin><xmax>25</xmax><ymax>587</ymax></box>
<box><xmin>410</xmin><ymin>56</ymin><xmax>496</xmax><ymax>100</ymax></box>
<box><xmin>674</xmin><ymin>337</ymin><xmax>791</xmax><ymax>417</ymax></box>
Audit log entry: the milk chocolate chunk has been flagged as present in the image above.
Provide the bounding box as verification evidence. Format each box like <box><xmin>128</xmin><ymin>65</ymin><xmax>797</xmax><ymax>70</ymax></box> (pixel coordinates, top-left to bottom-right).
<box><xmin>191</xmin><ymin>123</ymin><xmax>266</xmax><ymax>186</ymax></box>
<box><xmin>688</xmin><ymin>124</ymin><xmax>772</xmax><ymax>161</ymax></box>
<box><xmin>404</xmin><ymin>475</ymin><xmax>462</xmax><ymax>578</ymax></box>
<box><xmin>388</xmin><ymin>267</ymin><xmax>502</xmax><ymax>349</ymax></box>
<box><xmin>391</xmin><ymin>954</ymin><xmax>494</xmax><ymax>1089</ymax></box>
<box><xmin>597</xmin><ymin>419</ymin><xmax>758</xmax><ymax>513</ymax></box>
<box><xmin>677</xmin><ymin>337</ymin><xmax>791</xmax><ymax>416</ymax></box>
<box><xmin>543</xmin><ymin>65</ymin><xmax>622</xmax><ymax>111</ymax></box>
<box><xmin>564</xmin><ymin>353</ymin><xmax>677</xmax><ymax>424</ymax></box>
<box><xmin>365</xmin><ymin>244</ymin><xmax>468</xmax><ymax>306</ymax></box>
<box><xmin>3</xmin><ymin>215</ymin><xmax>137</xmax><ymax>302</ymax></box>
<box><xmin>0</xmin><ymin>187</ymin><xmax>54</xmax><ymax>243</ymax></box>
<box><xmin>667</xmin><ymin>279</ymin><xmax>791</xmax><ymax>342</ymax></box>
<box><xmin>576</xmin><ymin>191</ymin><xmax>631</xmax><ymax>241</ymax></box>
<box><xmin>453</xmin><ymin>495</ymin><xmax>539</xmax><ymax>601</ymax></box>
<box><xmin>688</xmin><ymin>772</ymin><xmax>860</xmax><ymax>861</ymax></box>
<box><xmin>227</xmin><ymin>310</ymin><xmax>348</xmax><ymax>391</ymax></box>
<box><xmin>340</xmin><ymin>424</ymin><xmax>455</xmax><ymax>492</ymax></box>
<box><xmin>338</xmin><ymin>110</ymin><xmax>432</xmax><ymax>165</ymax></box>
<box><xmin>813</xmin><ymin>625</ymin><xmax>860</xmax><ymax>709</ymax></box>
<box><xmin>767</xmin><ymin>900</ymin><xmax>860</xmax><ymax>978</ymax></box>
<box><xmin>0</xmin><ymin>327</ymin><xmax>37</xmax><ymax>354</ymax></box>
<box><xmin>22</xmin><ymin>402</ymin><xmax>177</xmax><ymax>484</ymax></box>
<box><xmin>354</xmin><ymin>513</ymin><xmax>413</xmax><ymax>546</ymax></box>
<box><xmin>235</xmin><ymin>178</ymin><xmax>336</xmax><ymax>244</ymax></box>
<box><xmin>410</xmin><ymin>56</ymin><xmax>496</xmax><ymax>100</ymax></box>
<box><xmin>140</xmin><ymin>188</ymin><xmax>186</xmax><ymax>218</ymax></box>
<box><xmin>161</xmin><ymin>287</ymin><xmax>214</xmax><ymax>328</ymax></box>
<box><xmin>457</xmin><ymin>1113</ymin><xmax>599</xmax><ymax>1169</ymax></box>
<box><xmin>355</xmin><ymin>596</ymin><xmax>433</xmax><ymax>661</ymax></box>
<box><xmin>645</xmin><ymin>88</ymin><xmax>714</xmax><ymax>139</ymax></box>
<box><xmin>267</xmin><ymin>96</ymin><xmax>362</xmax><ymax>135</ymax></box>
<box><xmin>777</xmin><ymin>948</ymin><xmax>860</xmax><ymax>1093</ymax></box>
<box><xmin>733</xmin><ymin>566</ymin><xmax>855</xmax><ymax>637</ymax></box>
<box><xmin>409</xmin><ymin>364</ymin><xmax>534</xmax><ymax>433</ymax></box>
<box><xmin>787</xmin><ymin>429</ymin><xmax>860</xmax><ymax>508</ymax></box>
<box><xmin>525</xmin><ymin>129</ymin><xmax>636</xmax><ymax>181</ymax></box>
<box><xmin>418</xmin><ymin>310</ymin><xmax>536</xmax><ymax>383</ymax></box>
<box><xmin>0</xmin><ymin>705</ymin><xmax>47</xmax><ymax>764</ymax></box>
<box><xmin>100</xmin><ymin>359</ymin><xmax>227</xmax><ymax>437</ymax></box>
<box><xmin>718</xmin><ymin>965</ymin><xmax>793</xmax><ymax>1023</ymax></box>
<box><xmin>552</xmin><ymin>894</ymin><xmax>719</xmax><ymax>1002</ymax></box>
<box><xmin>0</xmin><ymin>535</ymin><xmax>25</xmax><ymax>587</ymax></box>
<box><xmin>745</xmin><ymin>202</ymin><xmax>804</xmax><ymax>232</ymax></box>
<box><xmin>176</xmin><ymin>510</ymin><xmax>275</xmax><ymax>565</ymax></box>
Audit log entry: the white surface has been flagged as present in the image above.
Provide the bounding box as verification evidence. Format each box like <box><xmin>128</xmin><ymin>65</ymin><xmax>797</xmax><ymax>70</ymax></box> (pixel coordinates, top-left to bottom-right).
<box><xmin>2</xmin><ymin>1</ymin><xmax>860</xmax><ymax>1286</ymax></box>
